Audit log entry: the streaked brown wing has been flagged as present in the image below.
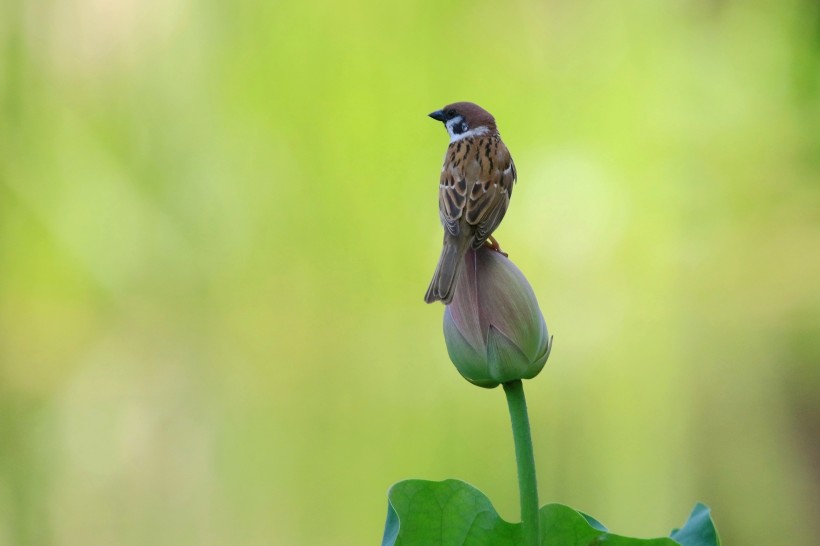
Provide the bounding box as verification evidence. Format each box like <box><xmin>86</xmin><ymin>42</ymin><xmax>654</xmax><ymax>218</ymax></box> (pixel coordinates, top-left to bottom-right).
<box><xmin>438</xmin><ymin>142</ymin><xmax>471</xmax><ymax>237</ymax></box>
<box><xmin>464</xmin><ymin>140</ymin><xmax>516</xmax><ymax>246</ymax></box>
<box><xmin>439</xmin><ymin>136</ymin><xmax>516</xmax><ymax>243</ymax></box>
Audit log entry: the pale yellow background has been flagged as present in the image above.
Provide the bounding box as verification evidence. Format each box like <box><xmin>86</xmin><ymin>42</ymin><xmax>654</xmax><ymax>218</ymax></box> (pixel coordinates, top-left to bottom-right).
<box><xmin>1</xmin><ymin>0</ymin><xmax>818</xmax><ymax>544</ymax></box>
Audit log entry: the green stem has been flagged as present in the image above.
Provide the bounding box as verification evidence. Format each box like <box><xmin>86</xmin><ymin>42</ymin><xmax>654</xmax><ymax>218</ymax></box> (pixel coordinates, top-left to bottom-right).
<box><xmin>503</xmin><ymin>379</ymin><xmax>540</xmax><ymax>546</ymax></box>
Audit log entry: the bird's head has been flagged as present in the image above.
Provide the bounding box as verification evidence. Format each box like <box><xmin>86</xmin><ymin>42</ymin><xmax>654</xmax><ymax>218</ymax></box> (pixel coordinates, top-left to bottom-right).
<box><xmin>429</xmin><ymin>102</ymin><xmax>497</xmax><ymax>143</ymax></box>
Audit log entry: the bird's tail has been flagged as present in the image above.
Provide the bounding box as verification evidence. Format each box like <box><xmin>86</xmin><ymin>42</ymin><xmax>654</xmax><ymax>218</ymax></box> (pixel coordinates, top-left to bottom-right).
<box><xmin>424</xmin><ymin>236</ymin><xmax>471</xmax><ymax>304</ymax></box>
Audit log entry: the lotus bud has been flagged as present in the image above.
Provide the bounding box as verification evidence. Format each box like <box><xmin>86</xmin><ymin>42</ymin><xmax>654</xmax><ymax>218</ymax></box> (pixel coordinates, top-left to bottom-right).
<box><xmin>443</xmin><ymin>246</ymin><xmax>552</xmax><ymax>388</ymax></box>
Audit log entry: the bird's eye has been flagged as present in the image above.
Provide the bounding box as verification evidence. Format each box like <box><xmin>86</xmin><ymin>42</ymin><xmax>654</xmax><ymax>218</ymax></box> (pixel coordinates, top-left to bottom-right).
<box><xmin>446</xmin><ymin>109</ymin><xmax>456</xmax><ymax>118</ymax></box>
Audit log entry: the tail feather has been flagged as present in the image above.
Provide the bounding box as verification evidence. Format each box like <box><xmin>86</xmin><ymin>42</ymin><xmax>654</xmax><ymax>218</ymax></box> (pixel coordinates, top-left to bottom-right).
<box><xmin>424</xmin><ymin>237</ymin><xmax>471</xmax><ymax>304</ymax></box>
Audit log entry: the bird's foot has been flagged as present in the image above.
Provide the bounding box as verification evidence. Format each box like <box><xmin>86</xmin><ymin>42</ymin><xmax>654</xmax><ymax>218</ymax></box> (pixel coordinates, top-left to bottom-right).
<box><xmin>485</xmin><ymin>235</ymin><xmax>508</xmax><ymax>257</ymax></box>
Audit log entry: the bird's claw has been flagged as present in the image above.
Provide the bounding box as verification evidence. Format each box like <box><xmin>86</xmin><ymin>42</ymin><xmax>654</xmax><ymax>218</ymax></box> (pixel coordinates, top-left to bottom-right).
<box><xmin>485</xmin><ymin>235</ymin><xmax>508</xmax><ymax>257</ymax></box>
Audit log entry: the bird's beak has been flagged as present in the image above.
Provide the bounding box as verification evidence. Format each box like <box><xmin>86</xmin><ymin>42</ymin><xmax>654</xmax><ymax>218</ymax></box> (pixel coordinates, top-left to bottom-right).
<box><xmin>428</xmin><ymin>110</ymin><xmax>447</xmax><ymax>122</ymax></box>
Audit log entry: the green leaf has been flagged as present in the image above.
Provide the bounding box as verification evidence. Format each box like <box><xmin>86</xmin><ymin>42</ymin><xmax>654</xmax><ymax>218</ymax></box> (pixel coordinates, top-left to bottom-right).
<box><xmin>670</xmin><ymin>503</ymin><xmax>721</xmax><ymax>546</ymax></box>
<box><xmin>382</xmin><ymin>480</ymin><xmax>720</xmax><ymax>546</ymax></box>
<box><xmin>578</xmin><ymin>511</ymin><xmax>608</xmax><ymax>532</ymax></box>
<box><xmin>538</xmin><ymin>504</ymin><xmax>675</xmax><ymax>546</ymax></box>
<box><xmin>382</xmin><ymin>479</ymin><xmax>521</xmax><ymax>546</ymax></box>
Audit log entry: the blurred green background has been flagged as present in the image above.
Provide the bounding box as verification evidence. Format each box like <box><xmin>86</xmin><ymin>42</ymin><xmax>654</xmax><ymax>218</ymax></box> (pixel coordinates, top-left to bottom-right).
<box><xmin>1</xmin><ymin>0</ymin><xmax>819</xmax><ymax>544</ymax></box>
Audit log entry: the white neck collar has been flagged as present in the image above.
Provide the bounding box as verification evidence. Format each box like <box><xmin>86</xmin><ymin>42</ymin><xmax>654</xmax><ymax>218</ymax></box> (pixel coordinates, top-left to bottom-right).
<box><xmin>448</xmin><ymin>125</ymin><xmax>490</xmax><ymax>143</ymax></box>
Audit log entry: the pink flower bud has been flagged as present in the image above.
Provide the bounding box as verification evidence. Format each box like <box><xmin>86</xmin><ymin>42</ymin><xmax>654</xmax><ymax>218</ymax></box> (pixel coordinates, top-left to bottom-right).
<box><xmin>443</xmin><ymin>247</ymin><xmax>552</xmax><ymax>388</ymax></box>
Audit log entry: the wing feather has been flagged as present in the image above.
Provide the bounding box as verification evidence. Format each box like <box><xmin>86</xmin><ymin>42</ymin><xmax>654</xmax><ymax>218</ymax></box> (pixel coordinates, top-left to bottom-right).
<box><xmin>437</xmin><ymin>136</ymin><xmax>516</xmax><ymax>245</ymax></box>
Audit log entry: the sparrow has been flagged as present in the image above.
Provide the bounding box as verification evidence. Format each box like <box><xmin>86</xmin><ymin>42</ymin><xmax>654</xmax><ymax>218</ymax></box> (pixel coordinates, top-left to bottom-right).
<box><xmin>424</xmin><ymin>102</ymin><xmax>517</xmax><ymax>304</ymax></box>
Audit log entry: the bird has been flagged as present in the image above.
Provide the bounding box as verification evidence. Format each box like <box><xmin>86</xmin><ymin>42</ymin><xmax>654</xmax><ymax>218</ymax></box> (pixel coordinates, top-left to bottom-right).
<box><xmin>424</xmin><ymin>102</ymin><xmax>517</xmax><ymax>304</ymax></box>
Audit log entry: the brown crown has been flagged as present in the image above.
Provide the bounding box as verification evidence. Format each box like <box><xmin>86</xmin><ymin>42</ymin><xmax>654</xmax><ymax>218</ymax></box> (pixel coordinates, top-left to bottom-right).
<box><xmin>443</xmin><ymin>102</ymin><xmax>497</xmax><ymax>133</ymax></box>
